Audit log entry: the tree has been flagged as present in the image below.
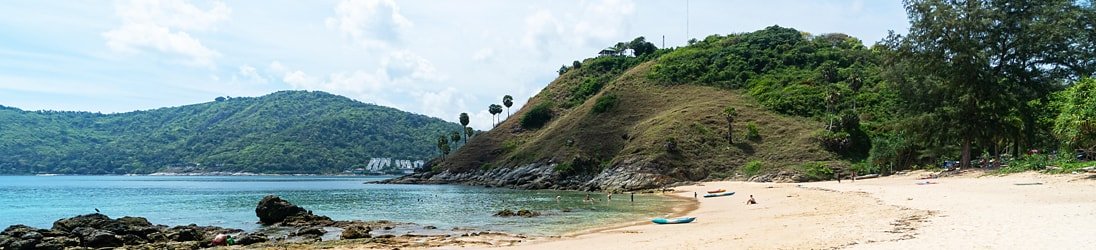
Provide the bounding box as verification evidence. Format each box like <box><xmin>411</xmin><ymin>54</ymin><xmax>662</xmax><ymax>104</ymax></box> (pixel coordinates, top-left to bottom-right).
<box><xmin>558</xmin><ymin>65</ymin><xmax>568</xmax><ymax>75</ymax></box>
<box><xmin>488</xmin><ymin>104</ymin><xmax>503</xmax><ymax>127</ymax></box>
<box><xmin>612</xmin><ymin>42</ymin><xmax>629</xmax><ymax>56</ymax></box>
<box><xmin>572</xmin><ymin>60</ymin><xmax>582</xmax><ymax>69</ymax></box>
<box><xmin>450</xmin><ymin>131</ymin><xmax>462</xmax><ymax>147</ymax></box>
<box><xmin>465</xmin><ymin>126</ymin><xmax>474</xmax><ymax>139</ymax></box>
<box><xmin>1054</xmin><ymin>78</ymin><xmax>1096</xmax><ymax>153</ymax></box>
<box><xmin>215</xmin><ymin>96</ymin><xmax>226</xmax><ymax>102</ymax></box>
<box><xmin>629</xmin><ymin>36</ymin><xmax>657</xmax><ymax>57</ymax></box>
<box><xmin>724</xmin><ymin>107</ymin><xmax>738</xmax><ymax>144</ymax></box>
<box><xmin>503</xmin><ymin>95</ymin><xmax>514</xmax><ymax>119</ymax></box>
<box><xmin>882</xmin><ymin>0</ymin><xmax>1092</xmax><ymax>169</ymax></box>
<box><xmin>437</xmin><ymin>135</ymin><xmax>450</xmax><ymax>155</ymax></box>
<box><xmin>459</xmin><ymin>112</ymin><xmax>470</xmax><ymax>140</ymax></box>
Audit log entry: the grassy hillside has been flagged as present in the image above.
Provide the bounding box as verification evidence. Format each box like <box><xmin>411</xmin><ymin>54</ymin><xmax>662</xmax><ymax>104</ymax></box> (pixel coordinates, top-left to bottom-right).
<box><xmin>433</xmin><ymin>26</ymin><xmax>885</xmax><ymax>182</ymax></box>
<box><xmin>0</xmin><ymin>91</ymin><xmax>462</xmax><ymax>174</ymax></box>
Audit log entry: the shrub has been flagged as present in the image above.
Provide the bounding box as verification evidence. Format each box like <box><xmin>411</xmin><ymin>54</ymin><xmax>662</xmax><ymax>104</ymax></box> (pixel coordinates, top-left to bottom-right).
<box><xmin>812</xmin><ymin>130</ymin><xmax>851</xmax><ymax>152</ymax></box>
<box><xmin>743</xmin><ymin>160</ymin><xmax>763</xmax><ymax>177</ymax></box>
<box><xmin>591</xmin><ymin>94</ymin><xmax>618</xmax><ymax>113</ymax></box>
<box><xmin>745</xmin><ymin>122</ymin><xmax>760</xmax><ymax>140</ymax></box>
<box><xmin>520</xmin><ymin>103</ymin><xmax>553</xmax><ymax>129</ymax></box>
<box><xmin>798</xmin><ymin>162</ymin><xmax>834</xmax><ymax>181</ymax></box>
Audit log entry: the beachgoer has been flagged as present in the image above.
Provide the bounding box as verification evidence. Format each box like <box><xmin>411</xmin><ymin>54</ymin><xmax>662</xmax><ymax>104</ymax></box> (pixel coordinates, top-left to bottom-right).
<box><xmin>694</xmin><ymin>192</ymin><xmax>697</xmax><ymax>199</ymax></box>
<box><xmin>607</xmin><ymin>192</ymin><xmax>613</xmax><ymax>201</ymax></box>
<box><xmin>835</xmin><ymin>172</ymin><xmax>841</xmax><ymax>183</ymax></box>
<box><xmin>556</xmin><ymin>195</ymin><xmax>561</xmax><ymax>202</ymax></box>
<box><xmin>630</xmin><ymin>192</ymin><xmax>634</xmax><ymax>202</ymax></box>
<box><xmin>746</xmin><ymin>195</ymin><xmax>757</xmax><ymax>205</ymax></box>
<box><xmin>212</xmin><ymin>233</ymin><xmax>228</xmax><ymax>246</ymax></box>
<box><xmin>584</xmin><ymin>194</ymin><xmax>591</xmax><ymax>202</ymax></box>
<box><xmin>852</xmin><ymin>172</ymin><xmax>857</xmax><ymax>182</ymax></box>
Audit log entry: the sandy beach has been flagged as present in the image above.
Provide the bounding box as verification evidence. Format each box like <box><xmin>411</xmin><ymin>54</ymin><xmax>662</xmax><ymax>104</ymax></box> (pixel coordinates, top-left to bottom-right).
<box><xmin>500</xmin><ymin>171</ymin><xmax>1096</xmax><ymax>250</ymax></box>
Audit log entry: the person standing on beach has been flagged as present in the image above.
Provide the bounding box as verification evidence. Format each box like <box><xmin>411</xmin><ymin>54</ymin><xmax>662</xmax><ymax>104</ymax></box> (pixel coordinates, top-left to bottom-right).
<box><xmin>556</xmin><ymin>195</ymin><xmax>561</xmax><ymax>202</ymax></box>
<box><xmin>694</xmin><ymin>192</ymin><xmax>697</xmax><ymax>199</ymax></box>
<box><xmin>584</xmin><ymin>193</ymin><xmax>591</xmax><ymax>202</ymax></box>
<box><xmin>630</xmin><ymin>192</ymin><xmax>634</xmax><ymax>202</ymax></box>
<box><xmin>835</xmin><ymin>172</ymin><xmax>841</xmax><ymax>183</ymax></box>
<box><xmin>607</xmin><ymin>192</ymin><xmax>613</xmax><ymax>201</ymax></box>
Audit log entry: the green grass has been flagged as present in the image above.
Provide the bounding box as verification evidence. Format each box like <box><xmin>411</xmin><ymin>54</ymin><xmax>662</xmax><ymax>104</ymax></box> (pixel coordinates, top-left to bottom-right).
<box><xmin>434</xmin><ymin>61</ymin><xmax>841</xmax><ymax>181</ymax></box>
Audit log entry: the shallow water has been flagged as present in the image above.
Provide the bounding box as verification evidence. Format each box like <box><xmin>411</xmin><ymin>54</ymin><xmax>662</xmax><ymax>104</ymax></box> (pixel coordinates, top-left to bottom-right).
<box><xmin>0</xmin><ymin>175</ymin><xmax>683</xmax><ymax>235</ymax></box>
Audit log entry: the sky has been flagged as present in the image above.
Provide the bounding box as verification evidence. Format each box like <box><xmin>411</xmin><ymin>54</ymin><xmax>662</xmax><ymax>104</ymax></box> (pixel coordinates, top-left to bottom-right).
<box><xmin>0</xmin><ymin>0</ymin><xmax>909</xmax><ymax>130</ymax></box>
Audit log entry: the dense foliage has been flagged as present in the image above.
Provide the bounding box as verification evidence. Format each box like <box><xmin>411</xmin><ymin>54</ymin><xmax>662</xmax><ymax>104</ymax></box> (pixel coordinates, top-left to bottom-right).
<box><xmin>882</xmin><ymin>0</ymin><xmax>1094</xmax><ymax>168</ymax></box>
<box><xmin>519</xmin><ymin>102</ymin><xmax>554</xmax><ymax>130</ymax></box>
<box><xmin>1054</xmin><ymin>78</ymin><xmax>1096</xmax><ymax>151</ymax></box>
<box><xmin>648</xmin><ymin>26</ymin><xmax>885</xmax><ymax>158</ymax></box>
<box><xmin>0</xmin><ymin>91</ymin><xmax>461</xmax><ymax>174</ymax></box>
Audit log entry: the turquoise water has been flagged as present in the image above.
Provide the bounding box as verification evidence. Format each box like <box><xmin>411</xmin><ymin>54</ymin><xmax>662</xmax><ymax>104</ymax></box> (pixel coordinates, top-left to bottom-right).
<box><xmin>0</xmin><ymin>176</ymin><xmax>683</xmax><ymax>235</ymax></box>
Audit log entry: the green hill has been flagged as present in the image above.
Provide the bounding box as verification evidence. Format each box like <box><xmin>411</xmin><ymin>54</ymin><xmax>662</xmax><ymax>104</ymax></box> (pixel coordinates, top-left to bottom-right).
<box><xmin>0</xmin><ymin>91</ymin><xmax>462</xmax><ymax>174</ymax></box>
<box><xmin>391</xmin><ymin>26</ymin><xmax>894</xmax><ymax>190</ymax></box>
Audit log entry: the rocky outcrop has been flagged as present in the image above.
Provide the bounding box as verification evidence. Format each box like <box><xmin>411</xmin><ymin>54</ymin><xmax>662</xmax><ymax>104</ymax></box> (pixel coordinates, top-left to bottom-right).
<box><xmin>493</xmin><ymin>209</ymin><xmax>541</xmax><ymax>217</ymax></box>
<box><xmin>382</xmin><ymin>158</ymin><xmax>694</xmax><ymax>191</ymax></box>
<box><xmin>256</xmin><ymin>195</ymin><xmax>334</xmax><ymax>226</ymax></box>
<box><xmin>0</xmin><ymin>214</ymin><xmax>250</xmax><ymax>250</ymax></box>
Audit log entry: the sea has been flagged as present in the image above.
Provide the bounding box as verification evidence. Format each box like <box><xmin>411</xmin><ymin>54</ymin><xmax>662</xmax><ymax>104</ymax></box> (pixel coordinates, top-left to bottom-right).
<box><xmin>0</xmin><ymin>175</ymin><xmax>684</xmax><ymax>235</ymax></box>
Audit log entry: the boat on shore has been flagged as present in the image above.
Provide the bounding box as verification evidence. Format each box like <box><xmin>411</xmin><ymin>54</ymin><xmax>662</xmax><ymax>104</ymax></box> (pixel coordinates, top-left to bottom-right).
<box><xmin>703</xmin><ymin>191</ymin><xmax>735</xmax><ymax>198</ymax></box>
<box><xmin>651</xmin><ymin>217</ymin><xmax>696</xmax><ymax>224</ymax></box>
<box><xmin>706</xmin><ymin>189</ymin><xmax>726</xmax><ymax>194</ymax></box>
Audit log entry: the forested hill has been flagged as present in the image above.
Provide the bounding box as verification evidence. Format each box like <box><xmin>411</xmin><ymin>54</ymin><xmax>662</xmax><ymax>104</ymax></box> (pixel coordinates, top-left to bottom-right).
<box><xmin>0</xmin><ymin>91</ymin><xmax>462</xmax><ymax>175</ymax></box>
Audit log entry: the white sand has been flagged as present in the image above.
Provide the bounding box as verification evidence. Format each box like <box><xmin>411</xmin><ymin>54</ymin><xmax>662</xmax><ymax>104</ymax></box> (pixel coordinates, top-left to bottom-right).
<box><xmin>500</xmin><ymin>171</ymin><xmax>1096</xmax><ymax>250</ymax></box>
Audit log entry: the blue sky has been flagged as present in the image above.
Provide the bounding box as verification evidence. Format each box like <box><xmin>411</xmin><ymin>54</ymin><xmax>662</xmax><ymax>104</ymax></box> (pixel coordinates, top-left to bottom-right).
<box><xmin>0</xmin><ymin>0</ymin><xmax>908</xmax><ymax>130</ymax></box>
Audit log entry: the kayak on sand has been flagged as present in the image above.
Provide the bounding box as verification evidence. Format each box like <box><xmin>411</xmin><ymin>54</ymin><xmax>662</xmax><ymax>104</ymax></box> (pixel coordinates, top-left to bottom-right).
<box><xmin>703</xmin><ymin>191</ymin><xmax>735</xmax><ymax>198</ymax></box>
<box><xmin>652</xmin><ymin>217</ymin><xmax>696</xmax><ymax>224</ymax></box>
<box><xmin>706</xmin><ymin>189</ymin><xmax>726</xmax><ymax>194</ymax></box>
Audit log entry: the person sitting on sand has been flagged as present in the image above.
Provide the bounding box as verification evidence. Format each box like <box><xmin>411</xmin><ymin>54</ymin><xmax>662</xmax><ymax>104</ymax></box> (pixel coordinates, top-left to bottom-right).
<box><xmin>556</xmin><ymin>195</ymin><xmax>561</xmax><ymax>202</ymax></box>
<box><xmin>746</xmin><ymin>195</ymin><xmax>757</xmax><ymax>205</ymax></box>
<box><xmin>584</xmin><ymin>194</ymin><xmax>592</xmax><ymax>202</ymax></box>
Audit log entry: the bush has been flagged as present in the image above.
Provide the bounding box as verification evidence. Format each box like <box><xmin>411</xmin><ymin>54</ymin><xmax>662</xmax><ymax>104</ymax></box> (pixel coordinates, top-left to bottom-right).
<box><xmin>996</xmin><ymin>154</ymin><xmax>1051</xmax><ymax>174</ymax></box>
<box><xmin>798</xmin><ymin>162</ymin><xmax>834</xmax><ymax>181</ymax></box>
<box><xmin>812</xmin><ymin>130</ymin><xmax>851</xmax><ymax>152</ymax></box>
<box><xmin>591</xmin><ymin>94</ymin><xmax>618</xmax><ymax>113</ymax></box>
<box><xmin>745</xmin><ymin>122</ymin><xmax>760</xmax><ymax>140</ymax></box>
<box><xmin>520</xmin><ymin>103</ymin><xmax>553</xmax><ymax>129</ymax></box>
<box><xmin>743</xmin><ymin>160</ymin><xmax>763</xmax><ymax>177</ymax></box>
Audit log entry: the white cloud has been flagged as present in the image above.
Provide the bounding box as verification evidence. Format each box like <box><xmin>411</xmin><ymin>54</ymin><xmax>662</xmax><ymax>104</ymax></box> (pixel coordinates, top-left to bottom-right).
<box><xmin>520</xmin><ymin>0</ymin><xmax>636</xmax><ymax>59</ymax></box>
<box><xmin>325</xmin><ymin>0</ymin><xmax>413</xmax><ymax>49</ymax></box>
<box><xmin>102</xmin><ymin>0</ymin><xmax>230</xmax><ymax>67</ymax></box>
<box><xmin>236</xmin><ymin>65</ymin><xmax>266</xmax><ymax>83</ymax></box>
<box><xmin>472</xmin><ymin>48</ymin><xmax>494</xmax><ymax>62</ymax></box>
<box><xmin>382</xmin><ymin>50</ymin><xmax>441</xmax><ymax>82</ymax></box>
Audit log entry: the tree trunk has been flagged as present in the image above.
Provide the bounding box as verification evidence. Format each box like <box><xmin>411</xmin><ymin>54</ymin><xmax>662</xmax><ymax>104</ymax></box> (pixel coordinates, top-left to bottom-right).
<box><xmin>961</xmin><ymin>137</ymin><xmax>972</xmax><ymax>169</ymax></box>
<box><xmin>726</xmin><ymin>117</ymin><xmax>734</xmax><ymax>144</ymax></box>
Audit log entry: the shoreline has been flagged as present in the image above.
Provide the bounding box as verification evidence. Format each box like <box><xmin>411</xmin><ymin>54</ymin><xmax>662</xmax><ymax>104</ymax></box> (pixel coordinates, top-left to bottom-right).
<box><xmin>498</xmin><ymin>171</ymin><xmax>1096</xmax><ymax>249</ymax></box>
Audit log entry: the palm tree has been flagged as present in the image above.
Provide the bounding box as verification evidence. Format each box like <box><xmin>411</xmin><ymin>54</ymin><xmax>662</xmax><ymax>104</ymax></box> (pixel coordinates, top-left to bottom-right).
<box><xmin>488</xmin><ymin>104</ymin><xmax>502</xmax><ymax>127</ymax></box>
<box><xmin>502</xmin><ymin>95</ymin><xmax>513</xmax><ymax>119</ymax></box>
<box><xmin>464</xmin><ymin>127</ymin><xmax>474</xmax><ymax>139</ymax></box>
<box><xmin>459</xmin><ymin>113</ymin><xmax>470</xmax><ymax>140</ymax></box>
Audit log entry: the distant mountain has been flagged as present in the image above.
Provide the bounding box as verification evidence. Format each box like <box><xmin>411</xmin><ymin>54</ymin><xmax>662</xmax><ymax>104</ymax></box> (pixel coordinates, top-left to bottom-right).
<box><xmin>0</xmin><ymin>90</ymin><xmax>462</xmax><ymax>174</ymax></box>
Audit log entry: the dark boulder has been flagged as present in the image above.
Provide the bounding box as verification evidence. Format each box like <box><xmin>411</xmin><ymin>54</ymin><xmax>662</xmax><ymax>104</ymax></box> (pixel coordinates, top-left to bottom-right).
<box><xmin>255</xmin><ymin>195</ymin><xmax>334</xmax><ymax>226</ymax></box>
<box><xmin>494</xmin><ymin>209</ymin><xmax>540</xmax><ymax>217</ymax></box>
<box><xmin>52</xmin><ymin>213</ymin><xmax>112</xmax><ymax>232</ymax></box>
<box><xmin>5</xmin><ymin>239</ymin><xmax>38</xmax><ymax>250</ymax></box>
<box><xmin>340</xmin><ymin>225</ymin><xmax>371</xmax><ymax>240</ymax></box>
<box><xmin>294</xmin><ymin>227</ymin><xmax>326</xmax><ymax>237</ymax></box>
<box><xmin>72</xmin><ymin>227</ymin><xmax>123</xmax><ymax>248</ymax></box>
<box><xmin>34</xmin><ymin>236</ymin><xmax>79</xmax><ymax>250</ymax></box>
<box><xmin>233</xmin><ymin>233</ymin><xmax>268</xmax><ymax>246</ymax></box>
<box><xmin>256</xmin><ymin>195</ymin><xmax>309</xmax><ymax>225</ymax></box>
